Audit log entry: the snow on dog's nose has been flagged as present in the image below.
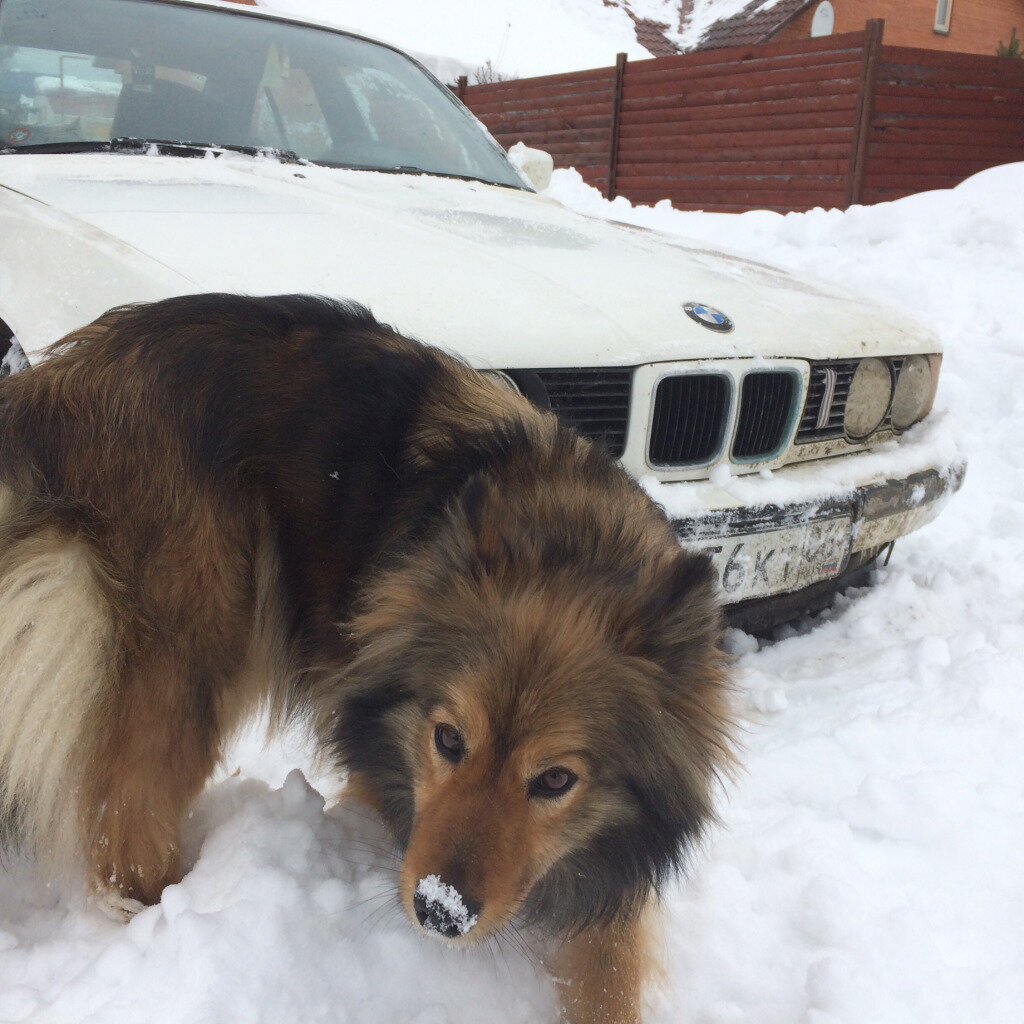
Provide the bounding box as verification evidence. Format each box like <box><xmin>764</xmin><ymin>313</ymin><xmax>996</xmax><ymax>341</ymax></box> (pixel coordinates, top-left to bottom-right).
<box><xmin>413</xmin><ymin>875</ymin><xmax>480</xmax><ymax>938</ymax></box>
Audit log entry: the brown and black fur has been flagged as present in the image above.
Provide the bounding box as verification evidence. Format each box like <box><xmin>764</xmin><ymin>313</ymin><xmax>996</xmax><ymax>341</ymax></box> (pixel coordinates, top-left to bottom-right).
<box><xmin>0</xmin><ymin>294</ymin><xmax>731</xmax><ymax>1023</ymax></box>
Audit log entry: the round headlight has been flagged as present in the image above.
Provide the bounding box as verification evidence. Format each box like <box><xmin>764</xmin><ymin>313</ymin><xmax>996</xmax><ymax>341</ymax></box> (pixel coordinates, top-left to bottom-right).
<box><xmin>844</xmin><ymin>358</ymin><xmax>892</xmax><ymax>440</ymax></box>
<box><xmin>890</xmin><ymin>355</ymin><xmax>935</xmax><ymax>431</ymax></box>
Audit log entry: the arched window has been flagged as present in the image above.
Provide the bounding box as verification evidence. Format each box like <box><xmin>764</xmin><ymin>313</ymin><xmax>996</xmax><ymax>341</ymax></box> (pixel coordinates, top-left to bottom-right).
<box><xmin>810</xmin><ymin>2</ymin><xmax>835</xmax><ymax>38</ymax></box>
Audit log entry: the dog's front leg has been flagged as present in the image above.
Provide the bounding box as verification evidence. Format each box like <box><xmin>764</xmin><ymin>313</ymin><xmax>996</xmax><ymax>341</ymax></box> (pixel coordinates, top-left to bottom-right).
<box><xmin>553</xmin><ymin>908</ymin><xmax>652</xmax><ymax>1024</ymax></box>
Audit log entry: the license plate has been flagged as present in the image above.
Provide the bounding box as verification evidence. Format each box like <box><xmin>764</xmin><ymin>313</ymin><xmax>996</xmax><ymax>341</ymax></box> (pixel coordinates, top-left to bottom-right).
<box><xmin>689</xmin><ymin>516</ymin><xmax>853</xmax><ymax>603</ymax></box>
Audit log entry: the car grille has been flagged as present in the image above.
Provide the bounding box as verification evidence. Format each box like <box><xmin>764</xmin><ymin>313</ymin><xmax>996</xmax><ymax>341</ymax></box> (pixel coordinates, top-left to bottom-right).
<box><xmin>796</xmin><ymin>360</ymin><xmax>858</xmax><ymax>443</ymax></box>
<box><xmin>533</xmin><ymin>368</ymin><xmax>633</xmax><ymax>458</ymax></box>
<box><xmin>798</xmin><ymin>358</ymin><xmax>905</xmax><ymax>444</ymax></box>
<box><xmin>649</xmin><ymin>373</ymin><xmax>730</xmax><ymax>466</ymax></box>
<box><xmin>732</xmin><ymin>371</ymin><xmax>798</xmax><ymax>461</ymax></box>
<box><xmin>504</xmin><ymin>354</ymin><xmax>921</xmax><ymax>474</ymax></box>
<box><xmin>527</xmin><ymin>367</ymin><xmax>801</xmax><ymax>468</ymax></box>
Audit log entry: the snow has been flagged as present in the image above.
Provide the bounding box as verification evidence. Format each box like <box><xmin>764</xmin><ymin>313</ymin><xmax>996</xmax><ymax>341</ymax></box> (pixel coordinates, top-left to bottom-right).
<box><xmin>3</xmin><ymin>158</ymin><xmax>1021</xmax><ymax>1023</ymax></box>
<box><xmin>545</xmin><ymin>162</ymin><xmax>1024</xmax><ymax>1022</ymax></box>
<box><xmin>414</xmin><ymin>876</ymin><xmax>479</xmax><ymax>937</ymax></box>
<box><xmin>0</xmin><ymin>339</ymin><xmax>29</xmax><ymax>377</ymax></box>
<box><xmin>260</xmin><ymin>0</ymin><xmax>654</xmax><ymax>80</ymax></box>
<box><xmin>677</xmin><ymin>0</ymin><xmax>792</xmax><ymax>51</ymax></box>
<box><xmin>641</xmin><ymin>411</ymin><xmax>962</xmax><ymax>520</ymax></box>
<box><xmin>255</xmin><ymin>0</ymin><xmax>787</xmax><ymax>73</ymax></box>
<box><xmin>3</xmin><ymin>1</ymin><xmax>1024</xmax><ymax>1008</ymax></box>
<box><xmin>505</xmin><ymin>142</ymin><xmax>554</xmax><ymax>191</ymax></box>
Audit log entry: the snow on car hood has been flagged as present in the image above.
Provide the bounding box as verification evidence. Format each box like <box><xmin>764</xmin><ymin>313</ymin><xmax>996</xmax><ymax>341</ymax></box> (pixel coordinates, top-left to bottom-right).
<box><xmin>0</xmin><ymin>153</ymin><xmax>933</xmax><ymax>365</ymax></box>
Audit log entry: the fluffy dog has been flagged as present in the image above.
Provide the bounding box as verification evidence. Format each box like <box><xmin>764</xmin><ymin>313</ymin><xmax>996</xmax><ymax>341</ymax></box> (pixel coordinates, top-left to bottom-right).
<box><xmin>0</xmin><ymin>294</ymin><xmax>731</xmax><ymax>1023</ymax></box>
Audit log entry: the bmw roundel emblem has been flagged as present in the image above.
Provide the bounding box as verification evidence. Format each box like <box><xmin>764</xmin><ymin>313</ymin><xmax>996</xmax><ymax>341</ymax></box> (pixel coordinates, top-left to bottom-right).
<box><xmin>684</xmin><ymin>302</ymin><xmax>734</xmax><ymax>332</ymax></box>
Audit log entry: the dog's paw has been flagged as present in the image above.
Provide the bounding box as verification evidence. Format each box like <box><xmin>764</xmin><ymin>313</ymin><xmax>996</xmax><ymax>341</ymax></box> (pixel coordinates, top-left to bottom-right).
<box><xmin>90</xmin><ymin>885</ymin><xmax>146</xmax><ymax>923</ymax></box>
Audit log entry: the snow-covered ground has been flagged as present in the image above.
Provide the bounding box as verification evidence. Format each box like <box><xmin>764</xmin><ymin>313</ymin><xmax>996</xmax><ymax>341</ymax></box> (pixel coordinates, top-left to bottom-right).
<box><xmin>2</xmin><ymin>157</ymin><xmax>1021</xmax><ymax>1022</ymax></box>
<box><xmin>552</xmin><ymin>162</ymin><xmax>1024</xmax><ymax>1023</ymax></box>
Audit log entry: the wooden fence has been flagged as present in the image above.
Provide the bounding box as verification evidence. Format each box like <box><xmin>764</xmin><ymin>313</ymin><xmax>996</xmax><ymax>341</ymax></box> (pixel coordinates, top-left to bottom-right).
<box><xmin>460</xmin><ymin>20</ymin><xmax>1024</xmax><ymax>213</ymax></box>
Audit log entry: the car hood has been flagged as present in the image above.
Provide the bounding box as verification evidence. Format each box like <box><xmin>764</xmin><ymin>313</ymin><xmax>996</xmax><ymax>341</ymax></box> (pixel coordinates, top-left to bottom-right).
<box><xmin>0</xmin><ymin>153</ymin><xmax>933</xmax><ymax>365</ymax></box>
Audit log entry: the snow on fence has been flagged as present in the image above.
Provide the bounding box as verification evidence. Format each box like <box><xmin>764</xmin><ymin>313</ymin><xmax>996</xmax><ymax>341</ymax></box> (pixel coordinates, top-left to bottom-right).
<box><xmin>459</xmin><ymin>20</ymin><xmax>1024</xmax><ymax>214</ymax></box>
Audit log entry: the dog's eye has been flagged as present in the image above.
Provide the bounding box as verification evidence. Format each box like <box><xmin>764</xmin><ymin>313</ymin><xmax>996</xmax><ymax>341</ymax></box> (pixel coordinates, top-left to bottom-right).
<box><xmin>434</xmin><ymin>723</ymin><xmax>465</xmax><ymax>763</ymax></box>
<box><xmin>529</xmin><ymin>768</ymin><xmax>577</xmax><ymax>799</ymax></box>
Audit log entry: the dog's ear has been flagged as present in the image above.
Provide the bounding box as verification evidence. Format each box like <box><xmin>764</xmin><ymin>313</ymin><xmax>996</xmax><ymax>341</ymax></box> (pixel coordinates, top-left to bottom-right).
<box><xmin>459</xmin><ymin>473</ymin><xmax>489</xmax><ymax>535</ymax></box>
<box><xmin>622</xmin><ymin>548</ymin><xmax>734</xmax><ymax>791</ymax></box>
<box><xmin>623</xmin><ymin>549</ymin><xmax>722</xmax><ymax>675</ymax></box>
<box><xmin>458</xmin><ymin>473</ymin><xmax>515</xmax><ymax>570</ymax></box>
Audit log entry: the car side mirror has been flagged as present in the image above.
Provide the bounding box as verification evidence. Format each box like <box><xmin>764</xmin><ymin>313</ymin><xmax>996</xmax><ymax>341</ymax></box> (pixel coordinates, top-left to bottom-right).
<box><xmin>506</xmin><ymin>142</ymin><xmax>553</xmax><ymax>192</ymax></box>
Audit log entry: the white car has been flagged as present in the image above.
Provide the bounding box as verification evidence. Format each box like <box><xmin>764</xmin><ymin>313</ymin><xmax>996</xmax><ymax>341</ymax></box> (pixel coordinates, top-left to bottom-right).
<box><xmin>0</xmin><ymin>0</ymin><xmax>963</xmax><ymax>630</ymax></box>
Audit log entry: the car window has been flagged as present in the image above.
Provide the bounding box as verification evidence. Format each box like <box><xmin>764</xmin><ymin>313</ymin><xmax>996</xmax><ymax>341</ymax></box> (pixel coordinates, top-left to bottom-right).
<box><xmin>0</xmin><ymin>0</ymin><xmax>523</xmax><ymax>188</ymax></box>
<box><xmin>0</xmin><ymin>45</ymin><xmax>123</xmax><ymax>146</ymax></box>
<box><xmin>335</xmin><ymin>64</ymin><xmax>470</xmax><ymax>173</ymax></box>
<box><xmin>251</xmin><ymin>45</ymin><xmax>332</xmax><ymax>161</ymax></box>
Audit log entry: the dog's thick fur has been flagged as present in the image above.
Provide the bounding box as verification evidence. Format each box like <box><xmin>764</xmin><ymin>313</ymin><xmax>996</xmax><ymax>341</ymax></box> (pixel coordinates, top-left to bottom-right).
<box><xmin>0</xmin><ymin>294</ymin><xmax>731</xmax><ymax>1022</ymax></box>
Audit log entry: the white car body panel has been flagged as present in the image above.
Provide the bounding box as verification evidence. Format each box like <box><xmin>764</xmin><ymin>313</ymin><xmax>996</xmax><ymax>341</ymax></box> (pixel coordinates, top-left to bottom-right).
<box><xmin>0</xmin><ymin>153</ymin><xmax>935</xmax><ymax>367</ymax></box>
<box><xmin>0</xmin><ymin>0</ymin><xmax>963</xmax><ymax>618</ymax></box>
<box><xmin>0</xmin><ymin>170</ymin><xmax>195</xmax><ymax>353</ymax></box>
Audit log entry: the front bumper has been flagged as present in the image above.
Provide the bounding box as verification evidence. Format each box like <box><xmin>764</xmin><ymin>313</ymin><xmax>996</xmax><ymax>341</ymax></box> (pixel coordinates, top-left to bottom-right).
<box><xmin>669</xmin><ymin>461</ymin><xmax>966</xmax><ymax>618</ymax></box>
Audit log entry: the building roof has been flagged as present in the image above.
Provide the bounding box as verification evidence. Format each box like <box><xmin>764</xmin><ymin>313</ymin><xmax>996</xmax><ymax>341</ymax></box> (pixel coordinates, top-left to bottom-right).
<box><xmin>610</xmin><ymin>0</ymin><xmax>819</xmax><ymax>58</ymax></box>
<box><xmin>631</xmin><ymin>15</ymin><xmax>684</xmax><ymax>57</ymax></box>
<box><xmin>601</xmin><ymin>1</ymin><xmax>684</xmax><ymax>59</ymax></box>
<box><xmin>696</xmin><ymin>0</ymin><xmax>816</xmax><ymax>50</ymax></box>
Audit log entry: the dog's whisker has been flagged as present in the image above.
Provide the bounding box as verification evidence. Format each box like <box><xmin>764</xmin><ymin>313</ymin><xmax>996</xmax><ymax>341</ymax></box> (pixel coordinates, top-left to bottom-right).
<box><xmin>341</xmin><ymin>838</ymin><xmax>401</xmax><ymax>862</ymax></box>
<box><xmin>367</xmin><ymin>902</ymin><xmax>407</xmax><ymax>939</ymax></box>
<box><xmin>338</xmin><ymin>859</ymin><xmax>400</xmax><ymax>875</ymax></box>
<box><xmin>333</xmin><ymin>803</ymin><xmax>384</xmax><ymax>826</ymax></box>
<box><xmin>346</xmin><ymin>884</ymin><xmax>399</xmax><ymax>913</ymax></box>
<box><xmin>345</xmin><ymin>820</ymin><xmax>384</xmax><ymax>836</ymax></box>
<box><xmin>496</xmin><ymin>929</ymin><xmax>533</xmax><ymax>982</ymax></box>
<box><xmin>338</xmin><ymin>836</ymin><xmax>398</xmax><ymax>856</ymax></box>
<box><xmin>352</xmin><ymin>893</ymin><xmax>401</xmax><ymax>934</ymax></box>
<box><xmin>504</xmin><ymin>924</ymin><xmax>531</xmax><ymax>961</ymax></box>
<box><xmin>336</xmin><ymin>802</ymin><xmax>386</xmax><ymax>823</ymax></box>
<box><xmin>359</xmin><ymin>892</ymin><xmax>405</xmax><ymax>935</ymax></box>
<box><xmin>488</xmin><ymin>933</ymin><xmax>514</xmax><ymax>985</ymax></box>
<box><xmin>500</xmin><ymin>923</ymin><xmax>541</xmax><ymax>972</ymax></box>
<box><xmin>347</xmin><ymin>887</ymin><xmax>394</xmax><ymax>911</ymax></box>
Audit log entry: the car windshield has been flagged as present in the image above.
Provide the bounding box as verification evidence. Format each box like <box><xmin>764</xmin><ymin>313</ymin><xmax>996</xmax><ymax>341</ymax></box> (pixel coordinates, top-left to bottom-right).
<box><xmin>0</xmin><ymin>0</ymin><xmax>523</xmax><ymax>187</ymax></box>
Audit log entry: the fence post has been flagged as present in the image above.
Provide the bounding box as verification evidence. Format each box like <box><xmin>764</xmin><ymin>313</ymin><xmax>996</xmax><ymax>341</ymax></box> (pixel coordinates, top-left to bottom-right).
<box><xmin>846</xmin><ymin>19</ymin><xmax>884</xmax><ymax>208</ymax></box>
<box><xmin>607</xmin><ymin>52</ymin><xmax>628</xmax><ymax>199</ymax></box>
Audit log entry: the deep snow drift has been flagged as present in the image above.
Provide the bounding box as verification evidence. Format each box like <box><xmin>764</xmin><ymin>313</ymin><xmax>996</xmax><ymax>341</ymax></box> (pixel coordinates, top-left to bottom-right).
<box><xmin>1</xmin><ymin>164</ymin><xmax>1022</xmax><ymax>1023</ymax></box>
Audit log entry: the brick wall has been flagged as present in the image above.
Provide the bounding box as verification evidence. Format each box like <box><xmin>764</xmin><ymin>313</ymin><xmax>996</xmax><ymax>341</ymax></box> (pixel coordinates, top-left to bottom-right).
<box><xmin>776</xmin><ymin>0</ymin><xmax>1024</xmax><ymax>56</ymax></box>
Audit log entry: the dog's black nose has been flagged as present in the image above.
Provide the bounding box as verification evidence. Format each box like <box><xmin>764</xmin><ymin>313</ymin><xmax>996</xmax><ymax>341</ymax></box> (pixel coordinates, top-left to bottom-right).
<box><xmin>413</xmin><ymin>877</ymin><xmax>481</xmax><ymax>938</ymax></box>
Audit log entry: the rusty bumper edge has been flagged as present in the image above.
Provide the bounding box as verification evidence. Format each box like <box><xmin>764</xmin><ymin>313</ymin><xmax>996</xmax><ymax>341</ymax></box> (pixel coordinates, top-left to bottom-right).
<box><xmin>670</xmin><ymin>460</ymin><xmax>966</xmax><ymax>631</ymax></box>
<box><xmin>670</xmin><ymin>461</ymin><xmax>966</xmax><ymax>544</ymax></box>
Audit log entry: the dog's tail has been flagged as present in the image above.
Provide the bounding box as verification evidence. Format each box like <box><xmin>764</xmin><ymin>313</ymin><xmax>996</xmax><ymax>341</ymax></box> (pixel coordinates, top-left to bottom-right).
<box><xmin>0</xmin><ymin>485</ymin><xmax>113</xmax><ymax>873</ymax></box>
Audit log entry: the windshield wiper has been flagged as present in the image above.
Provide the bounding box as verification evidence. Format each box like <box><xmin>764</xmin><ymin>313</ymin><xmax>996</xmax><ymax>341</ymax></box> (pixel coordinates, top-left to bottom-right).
<box><xmin>110</xmin><ymin>138</ymin><xmax>303</xmax><ymax>162</ymax></box>
<box><xmin>2</xmin><ymin>140</ymin><xmax>519</xmax><ymax>188</ymax></box>
<box><xmin>1</xmin><ymin>140</ymin><xmax>112</xmax><ymax>155</ymax></box>
<box><xmin>3</xmin><ymin>137</ymin><xmax>301</xmax><ymax>163</ymax></box>
<box><xmin>313</xmin><ymin>159</ymin><xmax>523</xmax><ymax>189</ymax></box>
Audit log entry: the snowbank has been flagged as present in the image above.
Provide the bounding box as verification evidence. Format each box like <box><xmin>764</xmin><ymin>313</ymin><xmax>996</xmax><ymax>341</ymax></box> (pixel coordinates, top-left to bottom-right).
<box><xmin>550</xmin><ymin>162</ymin><xmax>1024</xmax><ymax>1023</ymax></box>
<box><xmin>1</xmin><ymin>149</ymin><xmax>1022</xmax><ymax>1023</ymax></box>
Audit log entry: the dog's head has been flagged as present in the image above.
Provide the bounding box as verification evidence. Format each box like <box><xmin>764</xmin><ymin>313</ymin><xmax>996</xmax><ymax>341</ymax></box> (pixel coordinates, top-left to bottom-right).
<box><xmin>331</xmin><ymin>464</ymin><xmax>731</xmax><ymax>943</ymax></box>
